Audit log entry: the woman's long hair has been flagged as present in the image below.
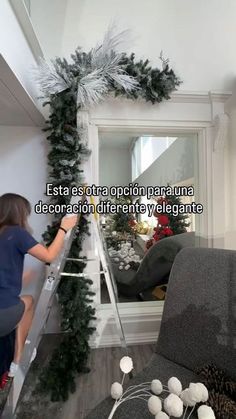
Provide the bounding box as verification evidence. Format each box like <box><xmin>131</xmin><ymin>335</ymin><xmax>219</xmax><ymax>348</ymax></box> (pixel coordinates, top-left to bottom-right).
<box><xmin>0</xmin><ymin>193</ymin><xmax>31</xmax><ymax>231</ymax></box>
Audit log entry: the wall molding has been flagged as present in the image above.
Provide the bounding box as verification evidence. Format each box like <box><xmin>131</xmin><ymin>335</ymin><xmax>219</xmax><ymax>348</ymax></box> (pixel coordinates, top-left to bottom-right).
<box><xmin>9</xmin><ymin>0</ymin><xmax>44</xmax><ymax>63</ymax></box>
<box><xmin>213</xmin><ymin>113</ymin><xmax>230</xmax><ymax>152</ymax></box>
<box><xmin>0</xmin><ymin>54</ymin><xmax>45</xmax><ymax>126</ymax></box>
<box><xmin>90</xmin><ymin>332</ymin><xmax>159</xmax><ymax>348</ymax></box>
<box><xmin>90</xmin><ymin>303</ymin><xmax>163</xmax><ymax>348</ymax></box>
<box><xmin>170</xmin><ymin>90</ymin><xmax>231</xmax><ymax>104</ymax></box>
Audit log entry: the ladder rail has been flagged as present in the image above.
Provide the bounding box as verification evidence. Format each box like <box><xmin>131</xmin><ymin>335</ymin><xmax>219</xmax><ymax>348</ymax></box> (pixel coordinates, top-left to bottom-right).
<box><xmin>91</xmin><ymin>216</ymin><xmax>127</xmax><ymax>351</ymax></box>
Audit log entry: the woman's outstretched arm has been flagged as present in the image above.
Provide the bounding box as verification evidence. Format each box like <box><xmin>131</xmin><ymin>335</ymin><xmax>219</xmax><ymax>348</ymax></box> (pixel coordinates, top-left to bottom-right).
<box><xmin>28</xmin><ymin>215</ymin><xmax>77</xmax><ymax>263</ymax></box>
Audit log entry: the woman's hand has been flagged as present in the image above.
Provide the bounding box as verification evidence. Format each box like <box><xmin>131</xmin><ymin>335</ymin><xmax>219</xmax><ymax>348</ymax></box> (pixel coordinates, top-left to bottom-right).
<box><xmin>60</xmin><ymin>215</ymin><xmax>78</xmax><ymax>232</ymax></box>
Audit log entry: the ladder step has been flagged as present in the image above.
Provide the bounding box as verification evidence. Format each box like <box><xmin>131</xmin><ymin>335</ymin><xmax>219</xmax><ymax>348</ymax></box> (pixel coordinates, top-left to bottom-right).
<box><xmin>61</xmin><ymin>271</ymin><xmax>105</xmax><ymax>277</ymax></box>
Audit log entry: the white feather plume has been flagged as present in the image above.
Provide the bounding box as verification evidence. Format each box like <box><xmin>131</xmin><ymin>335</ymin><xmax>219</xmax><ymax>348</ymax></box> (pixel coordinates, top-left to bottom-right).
<box><xmin>33</xmin><ymin>58</ymin><xmax>70</xmax><ymax>96</ymax></box>
<box><xmin>89</xmin><ymin>25</ymin><xmax>139</xmax><ymax>93</ymax></box>
<box><xmin>91</xmin><ymin>24</ymin><xmax>130</xmax><ymax>69</ymax></box>
<box><xmin>77</xmin><ymin>71</ymin><xmax>108</xmax><ymax>107</ymax></box>
<box><xmin>34</xmin><ymin>25</ymin><xmax>139</xmax><ymax>102</ymax></box>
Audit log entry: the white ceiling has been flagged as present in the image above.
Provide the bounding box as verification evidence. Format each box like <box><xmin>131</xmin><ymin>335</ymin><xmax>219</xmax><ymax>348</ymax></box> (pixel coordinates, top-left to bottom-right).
<box><xmin>0</xmin><ymin>55</ymin><xmax>45</xmax><ymax>127</ymax></box>
<box><xmin>0</xmin><ymin>80</ymin><xmax>34</xmax><ymax>126</ymax></box>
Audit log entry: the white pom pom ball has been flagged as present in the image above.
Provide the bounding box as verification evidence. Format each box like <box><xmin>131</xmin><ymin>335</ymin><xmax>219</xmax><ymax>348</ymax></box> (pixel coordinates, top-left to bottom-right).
<box><xmin>189</xmin><ymin>383</ymin><xmax>204</xmax><ymax>403</ymax></box>
<box><xmin>111</xmin><ymin>382</ymin><xmax>123</xmax><ymax>400</ymax></box>
<box><xmin>155</xmin><ymin>412</ymin><xmax>169</xmax><ymax>419</ymax></box>
<box><xmin>180</xmin><ymin>389</ymin><xmax>196</xmax><ymax>407</ymax></box>
<box><xmin>114</xmin><ymin>257</ymin><xmax>119</xmax><ymax>262</ymax></box>
<box><xmin>151</xmin><ymin>379</ymin><xmax>163</xmax><ymax>395</ymax></box>
<box><xmin>148</xmin><ymin>395</ymin><xmax>162</xmax><ymax>415</ymax></box>
<box><xmin>196</xmin><ymin>383</ymin><xmax>209</xmax><ymax>402</ymax></box>
<box><xmin>168</xmin><ymin>377</ymin><xmax>182</xmax><ymax>396</ymax></box>
<box><xmin>125</xmin><ymin>264</ymin><xmax>130</xmax><ymax>270</ymax></box>
<box><xmin>164</xmin><ymin>394</ymin><xmax>183</xmax><ymax>417</ymax></box>
<box><xmin>119</xmin><ymin>265</ymin><xmax>123</xmax><ymax>270</ymax></box>
<box><xmin>119</xmin><ymin>356</ymin><xmax>133</xmax><ymax>374</ymax></box>
<box><xmin>197</xmin><ymin>405</ymin><xmax>215</xmax><ymax>419</ymax></box>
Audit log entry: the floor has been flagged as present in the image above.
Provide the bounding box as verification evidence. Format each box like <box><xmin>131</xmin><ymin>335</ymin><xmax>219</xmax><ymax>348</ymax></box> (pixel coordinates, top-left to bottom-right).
<box><xmin>10</xmin><ymin>335</ymin><xmax>155</xmax><ymax>419</ymax></box>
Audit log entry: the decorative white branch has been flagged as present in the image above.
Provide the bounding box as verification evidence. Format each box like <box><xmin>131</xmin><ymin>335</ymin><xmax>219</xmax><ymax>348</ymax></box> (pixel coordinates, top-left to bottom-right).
<box><xmin>34</xmin><ymin>26</ymin><xmax>139</xmax><ymax>105</ymax></box>
<box><xmin>108</xmin><ymin>356</ymin><xmax>216</xmax><ymax>419</ymax></box>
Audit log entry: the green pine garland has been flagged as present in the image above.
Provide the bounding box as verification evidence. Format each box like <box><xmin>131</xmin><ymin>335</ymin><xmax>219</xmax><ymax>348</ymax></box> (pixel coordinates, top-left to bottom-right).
<box><xmin>114</xmin><ymin>52</ymin><xmax>181</xmax><ymax>103</ymax></box>
<box><xmin>37</xmin><ymin>47</ymin><xmax>181</xmax><ymax>401</ymax></box>
<box><xmin>112</xmin><ymin>196</ymin><xmax>135</xmax><ymax>233</ymax></box>
<box><xmin>164</xmin><ymin>194</ymin><xmax>191</xmax><ymax>235</ymax></box>
<box><xmin>38</xmin><ymin>81</ymin><xmax>96</xmax><ymax>401</ymax></box>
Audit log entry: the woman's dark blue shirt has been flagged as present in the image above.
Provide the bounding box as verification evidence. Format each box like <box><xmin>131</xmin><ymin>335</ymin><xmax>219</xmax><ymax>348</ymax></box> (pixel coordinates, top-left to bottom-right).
<box><xmin>0</xmin><ymin>226</ymin><xmax>38</xmax><ymax>309</ymax></box>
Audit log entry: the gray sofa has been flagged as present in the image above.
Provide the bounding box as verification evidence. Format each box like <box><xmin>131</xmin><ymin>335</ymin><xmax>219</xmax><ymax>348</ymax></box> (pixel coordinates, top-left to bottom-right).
<box><xmin>116</xmin><ymin>232</ymin><xmax>195</xmax><ymax>297</ymax></box>
<box><xmin>86</xmin><ymin>247</ymin><xmax>236</xmax><ymax>419</ymax></box>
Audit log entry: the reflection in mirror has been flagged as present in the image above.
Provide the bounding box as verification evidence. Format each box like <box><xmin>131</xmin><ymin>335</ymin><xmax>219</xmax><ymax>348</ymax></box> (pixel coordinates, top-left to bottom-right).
<box><xmin>99</xmin><ymin>131</ymin><xmax>198</xmax><ymax>305</ymax></box>
<box><xmin>23</xmin><ymin>0</ymin><xmax>31</xmax><ymax>14</ymax></box>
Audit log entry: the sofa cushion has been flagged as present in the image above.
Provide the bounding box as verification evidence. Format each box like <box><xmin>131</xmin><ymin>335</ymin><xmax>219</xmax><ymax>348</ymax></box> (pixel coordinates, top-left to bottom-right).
<box><xmin>117</xmin><ymin>232</ymin><xmax>195</xmax><ymax>297</ymax></box>
<box><xmin>156</xmin><ymin>247</ymin><xmax>236</xmax><ymax>381</ymax></box>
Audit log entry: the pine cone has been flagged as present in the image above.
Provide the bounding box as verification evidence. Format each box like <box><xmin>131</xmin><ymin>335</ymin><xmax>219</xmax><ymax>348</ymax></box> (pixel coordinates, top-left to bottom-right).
<box><xmin>197</xmin><ymin>364</ymin><xmax>236</xmax><ymax>400</ymax></box>
<box><xmin>207</xmin><ymin>390</ymin><xmax>236</xmax><ymax>419</ymax></box>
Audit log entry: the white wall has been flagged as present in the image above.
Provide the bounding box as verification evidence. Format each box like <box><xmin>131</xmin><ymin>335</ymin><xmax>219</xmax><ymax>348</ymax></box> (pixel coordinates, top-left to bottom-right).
<box><xmin>0</xmin><ymin>0</ymin><xmax>41</xmax><ymax>105</ymax></box>
<box><xmin>30</xmin><ymin>0</ymin><xmax>68</xmax><ymax>59</ymax></box>
<box><xmin>61</xmin><ymin>0</ymin><xmax>236</xmax><ymax>92</ymax></box>
<box><xmin>99</xmin><ymin>146</ymin><xmax>132</xmax><ymax>188</ymax></box>
<box><xmin>0</xmin><ymin>125</ymin><xmax>48</xmax><ymax>299</ymax></box>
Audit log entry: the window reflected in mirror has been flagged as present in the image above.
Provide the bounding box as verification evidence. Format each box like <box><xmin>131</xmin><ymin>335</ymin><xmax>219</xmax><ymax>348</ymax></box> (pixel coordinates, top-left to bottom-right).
<box><xmin>99</xmin><ymin>130</ymin><xmax>198</xmax><ymax>305</ymax></box>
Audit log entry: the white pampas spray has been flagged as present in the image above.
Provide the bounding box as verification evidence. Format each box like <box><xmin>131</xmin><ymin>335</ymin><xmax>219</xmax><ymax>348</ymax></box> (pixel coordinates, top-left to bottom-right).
<box><xmin>33</xmin><ymin>58</ymin><xmax>70</xmax><ymax>96</ymax></box>
<box><xmin>34</xmin><ymin>25</ymin><xmax>139</xmax><ymax>105</ymax></box>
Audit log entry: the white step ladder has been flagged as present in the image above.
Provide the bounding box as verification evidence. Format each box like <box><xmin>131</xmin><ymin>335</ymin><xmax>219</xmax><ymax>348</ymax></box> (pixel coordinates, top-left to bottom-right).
<box><xmin>2</xmin><ymin>202</ymin><xmax>127</xmax><ymax>418</ymax></box>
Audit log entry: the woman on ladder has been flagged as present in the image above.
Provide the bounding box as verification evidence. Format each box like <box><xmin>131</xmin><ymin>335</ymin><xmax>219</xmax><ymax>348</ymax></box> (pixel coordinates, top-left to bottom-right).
<box><xmin>0</xmin><ymin>193</ymin><xmax>77</xmax><ymax>378</ymax></box>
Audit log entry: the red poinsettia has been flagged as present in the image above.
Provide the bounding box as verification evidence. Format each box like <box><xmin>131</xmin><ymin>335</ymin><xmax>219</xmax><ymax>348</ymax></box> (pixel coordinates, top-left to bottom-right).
<box><xmin>153</xmin><ymin>232</ymin><xmax>161</xmax><ymax>241</ymax></box>
<box><xmin>162</xmin><ymin>227</ymin><xmax>173</xmax><ymax>237</ymax></box>
<box><xmin>158</xmin><ymin>214</ymin><xmax>169</xmax><ymax>226</ymax></box>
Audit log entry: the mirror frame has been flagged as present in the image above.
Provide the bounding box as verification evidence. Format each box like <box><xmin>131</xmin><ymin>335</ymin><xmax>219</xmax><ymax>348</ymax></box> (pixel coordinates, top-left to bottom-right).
<box><xmin>84</xmin><ymin>91</ymin><xmax>230</xmax><ymax>347</ymax></box>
